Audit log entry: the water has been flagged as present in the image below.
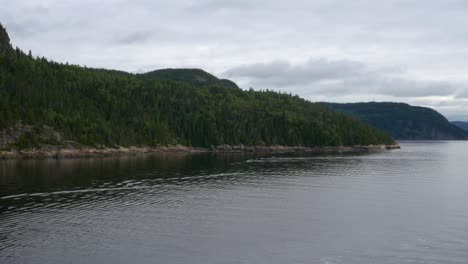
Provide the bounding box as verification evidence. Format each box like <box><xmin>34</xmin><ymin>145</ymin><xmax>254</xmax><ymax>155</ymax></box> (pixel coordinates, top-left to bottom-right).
<box><xmin>1</xmin><ymin>141</ymin><xmax>468</xmax><ymax>264</ymax></box>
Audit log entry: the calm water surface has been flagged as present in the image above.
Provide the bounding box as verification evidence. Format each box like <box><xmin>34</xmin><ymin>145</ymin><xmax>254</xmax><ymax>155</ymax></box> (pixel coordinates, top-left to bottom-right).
<box><xmin>1</xmin><ymin>142</ymin><xmax>468</xmax><ymax>263</ymax></box>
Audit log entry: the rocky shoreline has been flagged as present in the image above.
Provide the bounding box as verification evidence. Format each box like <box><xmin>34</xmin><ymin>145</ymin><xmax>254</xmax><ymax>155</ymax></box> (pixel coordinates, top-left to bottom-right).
<box><xmin>0</xmin><ymin>144</ymin><xmax>400</xmax><ymax>160</ymax></box>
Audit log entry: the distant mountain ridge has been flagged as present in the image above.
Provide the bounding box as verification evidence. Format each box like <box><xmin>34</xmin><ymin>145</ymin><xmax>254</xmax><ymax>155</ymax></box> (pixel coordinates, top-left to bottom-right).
<box><xmin>324</xmin><ymin>102</ymin><xmax>467</xmax><ymax>140</ymax></box>
<box><xmin>451</xmin><ymin>121</ymin><xmax>468</xmax><ymax>131</ymax></box>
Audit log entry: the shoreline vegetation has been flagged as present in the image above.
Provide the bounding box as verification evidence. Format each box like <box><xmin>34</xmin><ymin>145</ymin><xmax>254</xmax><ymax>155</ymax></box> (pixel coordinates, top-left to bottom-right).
<box><xmin>0</xmin><ymin>144</ymin><xmax>400</xmax><ymax>160</ymax></box>
<box><xmin>1</xmin><ymin>23</ymin><xmax>398</xmax><ymax>156</ymax></box>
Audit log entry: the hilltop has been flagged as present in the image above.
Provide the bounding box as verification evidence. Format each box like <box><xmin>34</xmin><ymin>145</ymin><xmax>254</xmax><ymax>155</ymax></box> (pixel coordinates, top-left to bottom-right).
<box><xmin>139</xmin><ymin>68</ymin><xmax>239</xmax><ymax>89</ymax></box>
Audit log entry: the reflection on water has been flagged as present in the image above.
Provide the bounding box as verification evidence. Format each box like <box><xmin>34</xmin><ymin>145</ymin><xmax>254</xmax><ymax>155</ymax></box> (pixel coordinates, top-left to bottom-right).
<box><xmin>1</xmin><ymin>142</ymin><xmax>468</xmax><ymax>264</ymax></box>
<box><xmin>0</xmin><ymin>153</ymin><xmax>243</xmax><ymax>198</ymax></box>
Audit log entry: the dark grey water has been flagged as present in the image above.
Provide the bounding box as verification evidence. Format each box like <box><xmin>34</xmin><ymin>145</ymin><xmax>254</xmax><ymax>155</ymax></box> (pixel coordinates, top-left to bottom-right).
<box><xmin>1</xmin><ymin>142</ymin><xmax>468</xmax><ymax>264</ymax></box>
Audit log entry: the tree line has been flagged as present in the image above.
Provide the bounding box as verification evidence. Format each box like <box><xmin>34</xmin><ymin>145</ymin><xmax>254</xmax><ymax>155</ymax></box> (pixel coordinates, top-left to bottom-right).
<box><xmin>0</xmin><ymin>27</ymin><xmax>395</xmax><ymax>148</ymax></box>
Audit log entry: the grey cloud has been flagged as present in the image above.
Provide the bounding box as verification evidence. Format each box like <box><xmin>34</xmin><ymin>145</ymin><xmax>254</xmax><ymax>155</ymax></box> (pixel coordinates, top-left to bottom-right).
<box><xmin>224</xmin><ymin>59</ymin><xmax>457</xmax><ymax>98</ymax></box>
<box><xmin>186</xmin><ymin>0</ymin><xmax>253</xmax><ymax>13</ymax></box>
<box><xmin>454</xmin><ymin>85</ymin><xmax>468</xmax><ymax>99</ymax></box>
<box><xmin>376</xmin><ymin>79</ymin><xmax>455</xmax><ymax>98</ymax></box>
<box><xmin>115</xmin><ymin>31</ymin><xmax>154</xmax><ymax>44</ymax></box>
<box><xmin>225</xmin><ymin>59</ymin><xmax>365</xmax><ymax>86</ymax></box>
<box><xmin>2</xmin><ymin>20</ymin><xmax>43</xmax><ymax>38</ymax></box>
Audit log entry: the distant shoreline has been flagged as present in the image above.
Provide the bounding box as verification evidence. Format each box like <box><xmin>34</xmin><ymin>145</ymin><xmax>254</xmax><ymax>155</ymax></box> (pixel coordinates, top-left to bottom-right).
<box><xmin>0</xmin><ymin>144</ymin><xmax>400</xmax><ymax>160</ymax></box>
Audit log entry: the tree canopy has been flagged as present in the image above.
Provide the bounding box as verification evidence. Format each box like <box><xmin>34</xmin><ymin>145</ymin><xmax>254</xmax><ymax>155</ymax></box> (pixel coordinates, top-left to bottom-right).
<box><xmin>0</xmin><ymin>23</ymin><xmax>395</xmax><ymax>149</ymax></box>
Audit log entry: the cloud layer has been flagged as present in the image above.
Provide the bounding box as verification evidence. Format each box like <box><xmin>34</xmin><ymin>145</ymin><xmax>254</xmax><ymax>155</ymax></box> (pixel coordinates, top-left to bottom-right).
<box><xmin>2</xmin><ymin>0</ymin><xmax>468</xmax><ymax>120</ymax></box>
<box><xmin>224</xmin><ymin>58</ymin><xmax>458</xmax><ymax>98</ymax></box>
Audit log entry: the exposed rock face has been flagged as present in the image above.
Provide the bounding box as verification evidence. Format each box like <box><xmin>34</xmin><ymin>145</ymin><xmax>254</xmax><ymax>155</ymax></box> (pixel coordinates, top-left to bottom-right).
<box><xmin>0</xmin><ymin>123</ymin><xmax>62</xmax><ymax>149</ymax></box>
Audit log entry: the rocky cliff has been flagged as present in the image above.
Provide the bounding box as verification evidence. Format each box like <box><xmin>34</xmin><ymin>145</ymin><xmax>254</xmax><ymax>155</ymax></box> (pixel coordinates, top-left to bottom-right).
<box><xmin>0</xmin><ymin>123</ymin><xmax>63</xmax><ymax>150</ymax></box>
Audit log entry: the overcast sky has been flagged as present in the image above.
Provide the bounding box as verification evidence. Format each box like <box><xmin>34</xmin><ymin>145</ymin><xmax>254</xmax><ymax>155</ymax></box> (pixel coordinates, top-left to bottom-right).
<box><xmin>2</xmin><ymin>0</ymin><xmax>468</xmax><ymax>120</ymax></box>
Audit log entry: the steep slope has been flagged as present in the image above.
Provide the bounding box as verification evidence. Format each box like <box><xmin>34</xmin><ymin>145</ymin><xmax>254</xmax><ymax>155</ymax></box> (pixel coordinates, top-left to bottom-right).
<box><xmin>0</xmin><ymin>23</ymin><xmax>395</xmax><ymax>149</ymax></box>
<box><xmin>325</xmin><ymin>102</ymin><xmax>467</xmax><ymax>140</ymax></box>
<box><xmin>0</xmin><ymin>23</ymin><xmax>14</xmax><ymax>55</ymax></box>
<box><xmin>452</xmin><ymin>121</ymin><xmax>468</xmax><ymax>131</ymax></box>
<box><xmin>139</xmin><ymin>68</ymin><xmax>239</xmax><ymax>89</ymax></box>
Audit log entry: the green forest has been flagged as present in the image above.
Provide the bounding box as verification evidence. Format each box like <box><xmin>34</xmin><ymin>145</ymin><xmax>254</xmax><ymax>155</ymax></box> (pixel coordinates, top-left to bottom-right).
<box><xmin>0</xmin><ymin>23</ymin><xmax>395</xmax><ymax>149</ymax></box>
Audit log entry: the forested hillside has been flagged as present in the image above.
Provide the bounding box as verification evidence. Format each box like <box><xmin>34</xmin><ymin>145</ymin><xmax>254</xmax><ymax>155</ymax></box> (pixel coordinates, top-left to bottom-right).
<box><xmin>452</xmin><ymin>121</ymin><xmax>468</xmax><ymax>131</ymax></box>
<box><xmin>325</xmin><ymin>102</ymin><xmax>467</xmax><ymax>140</ymax></box>
<box><xmin>0</xmin><ymin>23</ymin><xmax>395</xmax><ymax>149</ymax></box>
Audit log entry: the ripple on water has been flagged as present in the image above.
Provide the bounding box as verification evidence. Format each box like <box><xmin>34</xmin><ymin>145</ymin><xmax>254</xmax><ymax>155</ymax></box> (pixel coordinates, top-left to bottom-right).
<box><xmin>1</xmin><ymin>142</ymin><xmax>468</xmax><ymax>264</ymax></box>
